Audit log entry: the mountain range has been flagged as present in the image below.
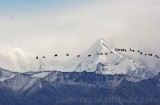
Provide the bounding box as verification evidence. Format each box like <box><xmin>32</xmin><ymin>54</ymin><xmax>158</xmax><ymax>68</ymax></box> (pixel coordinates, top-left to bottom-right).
<box><xmin>0</xmin><ymin>39</ymin><xmax>159</xmax><ymax>105</ymax></box>
<box><xmin>34</xmin><ymin>39</ymin><xmax>156</xmax><ymax>81</ymax></box>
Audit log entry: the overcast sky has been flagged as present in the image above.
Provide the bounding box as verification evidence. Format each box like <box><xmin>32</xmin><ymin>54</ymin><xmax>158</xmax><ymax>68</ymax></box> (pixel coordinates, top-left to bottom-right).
<box><xmin>0</xmin><ymin>0</ymin><xmax>160</xmax><ymax>72</ymax></box>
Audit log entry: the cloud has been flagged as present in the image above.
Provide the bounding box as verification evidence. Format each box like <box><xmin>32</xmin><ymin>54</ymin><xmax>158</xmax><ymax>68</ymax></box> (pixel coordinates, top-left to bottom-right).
<box><xmin>0</xmin><ymin>0</ymin><xmax>160</xmax><ymax>71</ymax></box>
<box><xmin>0</xmin><ymin>47</ymin><xmax>36</xmax><ymax>72</ymax></box>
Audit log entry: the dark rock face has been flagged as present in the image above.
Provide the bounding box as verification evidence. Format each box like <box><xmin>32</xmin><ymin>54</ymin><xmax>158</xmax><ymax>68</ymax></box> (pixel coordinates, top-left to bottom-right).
<box><xmin>95</xmin><ymin>62</ymin><xmax>105</xmax><ymax>73</ymax></box>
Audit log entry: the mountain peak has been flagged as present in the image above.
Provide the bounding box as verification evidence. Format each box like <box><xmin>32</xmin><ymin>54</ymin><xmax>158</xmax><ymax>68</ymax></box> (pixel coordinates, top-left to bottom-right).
<box><xmin>19</xmin><ymin>38</ymin><xmax>155</xmax><ymax>81</ymax></box>
<box><xmin>73</xmin><ymin>38</ymin><xmax>155</xmax><ymax>80</ymax></box>
<box><xmin>95</xmin><ymin>38</ymin><xmax>110</xmax><ymax>50</ymax></box>
<box><xmin>97</xmin><ymin>38</ymin><xmax>106</xmax><ymax>43</ymax></box>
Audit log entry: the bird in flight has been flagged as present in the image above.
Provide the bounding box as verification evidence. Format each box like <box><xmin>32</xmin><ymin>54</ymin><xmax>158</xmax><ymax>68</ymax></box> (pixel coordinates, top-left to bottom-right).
<box><xmin>88</xmin><ymin>55</ymin><xmax>91</xmax><ymax>57</ymax></box>
<box><xmin>36</xmin><ymin>56</ymin><xmax>38</xmax><ymax>59</ymax></box>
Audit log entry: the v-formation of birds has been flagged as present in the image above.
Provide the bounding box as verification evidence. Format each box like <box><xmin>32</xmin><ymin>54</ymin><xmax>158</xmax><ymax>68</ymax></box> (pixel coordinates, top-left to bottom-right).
<box><xmin>35</xmin><ymin>48</ymin><xmax>160</xmax><ymax>59</ymax></box>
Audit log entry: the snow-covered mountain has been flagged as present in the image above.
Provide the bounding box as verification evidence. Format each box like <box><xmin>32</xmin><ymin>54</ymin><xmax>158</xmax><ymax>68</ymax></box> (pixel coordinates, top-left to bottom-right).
<box><xmin>0</xmin><ymin>68</ymin><xmax>17</xmax><ymax>81</ymax></box>
<box><xmin>28</xmin><ymin>38</ymin><xmax>155</xmax><ymax>80</ymax></box>
<box><xmin>67</xmin><ymin>39</ymin><xmax>155</xmax><ymax>80</ymax></box>
<box><xmin>0</xmin><ymin>68</ymin><xmax>160</xmax><ymax>105</ymax></box>
<box><xmin>0</xmin><ymin>38</ymin><xmax>158</xmax><ymax>105</ymax></box>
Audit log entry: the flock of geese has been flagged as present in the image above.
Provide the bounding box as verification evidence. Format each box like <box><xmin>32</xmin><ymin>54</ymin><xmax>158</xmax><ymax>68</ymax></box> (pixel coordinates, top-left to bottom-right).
<box><xmin>35</xmin><ymin>48</ymin><xmax>160</xmax><ymax>59</ymax></box>
<box><xmin>115</xmin><ymin>48</ymin><xmax>159</xmax><ymax>58</ymax></box>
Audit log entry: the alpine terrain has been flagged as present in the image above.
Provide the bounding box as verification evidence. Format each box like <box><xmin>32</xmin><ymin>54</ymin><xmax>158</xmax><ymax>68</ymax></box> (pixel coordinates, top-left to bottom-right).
<box><xmin>0</xmin><ymin>39</ymin><xmax>159</xmax><ymax>105</ymax></box>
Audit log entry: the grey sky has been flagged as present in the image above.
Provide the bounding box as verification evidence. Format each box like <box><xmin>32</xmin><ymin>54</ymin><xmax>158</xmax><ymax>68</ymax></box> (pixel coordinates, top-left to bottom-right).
<box><xmin>0</xmin><ymin>0</ymin><xmax>160</xmax><ymax>71</ymax></box>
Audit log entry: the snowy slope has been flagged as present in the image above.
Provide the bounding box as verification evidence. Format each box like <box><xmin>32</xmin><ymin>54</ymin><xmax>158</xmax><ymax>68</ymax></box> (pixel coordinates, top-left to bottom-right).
<box><xmin>31</xmin><ymin>71</ymin><xmax>51</xmax><ymax>78</ymax></box>
<box><xmin>71</xmin><ymin>38</ymin><xmax>155</xmax><ymax>79</ymax></box>
<box><xmin>2</xmin><ymin>73</ymin><xmax>39</xmax><ymax>92</ymax></box>
<box><xmin>27</xmin><ymin>38</ymin><xmax>155</xmax><ymax>80</ymax></box>
<box><xmin>0</xmin><ymin>68</ymin><xmax>17</xmax><ymax>81</ymax></box>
